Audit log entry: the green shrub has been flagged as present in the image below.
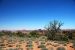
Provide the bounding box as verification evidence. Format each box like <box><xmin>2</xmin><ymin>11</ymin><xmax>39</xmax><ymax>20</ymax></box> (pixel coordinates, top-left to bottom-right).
<box><xmin>41</xmin><ymin>48</ymin><xmax>48</xmax><ymax>50</ymax></box>
<box><xmin>16</xmin><ymin>31</ymin><xmax>25</xmax><ymax>37</ymax></box>
<box><xmin>57</xmin><ymin>47</ymin><xmax>65</xmax><ymax>50</ymax></box>
<box><xmin>29</xmin><ymin>31</ymin><xmax>39</xmax><ymax>38</ymax></box>
<box><xmin>61</xmin><ymin>35</ymin><xmax>68</xmax><ymax>41</ymax></box>
<box><xmin>0</xmin><ymin>47</ymin><xmax>3</xmax><ymax>50</ymax></box>
<box><xmin>72</xmin><ymin>40</ymin><xmax>75</xmax><ymax>49</ymax></box>
<box><xmin>26</xmin><ymin>47</ymin><xmax>33</xmax><ymax>50</ymax></box>
<box><xmin>27</xmin><ymin>41</ymin><xmax>32</xmax><ymax>44</ymax></box>
<box><xmin>26</xmin><ymin>44</ymin><xmax>33</xmax><ymax>48</ymax></box>
<box><xmin>41</xmin><ymin>41</ymin><xmax>45</xmax><ymax>45</ymax></box>
<box><xmin>0</xmin><ymin>32</ymin><xmax>4</xmax><ymax>36</ymax></box>
<box><xmin>38</xmin><ymin>45</ymin><xmax>46</xmax><ymax>48</ymax></box>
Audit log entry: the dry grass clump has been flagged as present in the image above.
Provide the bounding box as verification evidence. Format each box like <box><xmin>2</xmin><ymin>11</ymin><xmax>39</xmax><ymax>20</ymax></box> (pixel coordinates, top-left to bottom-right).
<box><xmin>41</xmin><ymin>48</ymin><xmax>48</xmax><ymax>50</ymax></box>
<box><xmin>57</xmin><ymin>47</ymin><xmax>65</xmax><ymax>50</ymax></box>
<box><xmin>7</xmin><ymin>48</ymin><xmax>23</xmax><ymax>50</ymax></box>
<box><xmin>26</xmin><ymin>40</ymin><xmax>33</xmax><ymax>50</ymax></box>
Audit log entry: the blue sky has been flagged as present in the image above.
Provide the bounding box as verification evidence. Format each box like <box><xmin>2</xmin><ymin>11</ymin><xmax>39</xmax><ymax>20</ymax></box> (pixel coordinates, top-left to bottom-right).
<box><xmin>0</xmin><ymin>0</ymin><xmax>75</xmax><ymax>30</ymax></box>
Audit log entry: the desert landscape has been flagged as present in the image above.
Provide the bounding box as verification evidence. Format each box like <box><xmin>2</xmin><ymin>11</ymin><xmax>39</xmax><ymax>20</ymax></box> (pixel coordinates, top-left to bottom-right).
<box><xmin>0</xmin><ymin>28</ymin><xmax>75</xmax><ymax>50</ymax></box>
<box><xmin>0</xmin><ymin>0</ymin><xmax>75</xmax><ymax>50</ymax></box>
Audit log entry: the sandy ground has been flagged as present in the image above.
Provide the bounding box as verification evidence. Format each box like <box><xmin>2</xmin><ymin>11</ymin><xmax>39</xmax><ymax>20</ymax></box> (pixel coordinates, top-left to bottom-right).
<box><xmin>0</xmin><ymin>37</ymin><xmax>74</xmax><ymax>50</ymax></box>
<box><xmin>1</xmin><ymin>41</ymin><xmax>74</xmax><ymax>50</ymax></box>
<box><xmin>67</xmin><ymin>43</ymin><xmax>74</xmax><ymax>50</ymax></box>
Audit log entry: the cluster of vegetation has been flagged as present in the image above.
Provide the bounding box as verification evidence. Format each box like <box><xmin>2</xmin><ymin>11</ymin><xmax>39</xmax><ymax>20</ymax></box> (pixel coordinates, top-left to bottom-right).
<box><xmin>45</xmin><ymin>20</ymin><xmax>73</xmax><ymax>41</ymax></box>
<box><xmin>28</xmin><ymin>31</ymin><xmax>40</xmax><ymax>38</ymax></box>
<box><xmin>0</xmin><ymin>30</ymin><xmax>40</xmax><ymax>38</ymax></box>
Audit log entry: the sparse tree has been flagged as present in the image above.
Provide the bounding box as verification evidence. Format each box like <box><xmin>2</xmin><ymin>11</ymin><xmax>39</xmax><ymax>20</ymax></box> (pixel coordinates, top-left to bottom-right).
<box><xmin>45</xmin><ymin>20</ymin><xmax>63</xmax><ymax>40</ymax></box>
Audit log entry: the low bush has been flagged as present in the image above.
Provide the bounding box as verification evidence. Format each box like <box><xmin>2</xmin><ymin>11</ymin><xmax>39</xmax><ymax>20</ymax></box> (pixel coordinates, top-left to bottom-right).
<box><xmin>57</xmin><ymin>47</ymin><xmax>65</xmax><ymax>50</ymax></box>
<box><xmin>41</xmin><ymin>48</ymin><xmax>48</xmax><ymax>50</ymax></box>
<box><xmin>38</xmin><ymin>45</ymin><xmax>46</xmax><ymax>48</ymax></box>
<box><xmin>26</xmin><ymin>44</ymin><xmax>33</xmax><ymax>47</ymax></box>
